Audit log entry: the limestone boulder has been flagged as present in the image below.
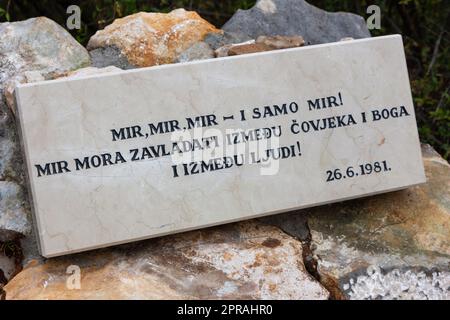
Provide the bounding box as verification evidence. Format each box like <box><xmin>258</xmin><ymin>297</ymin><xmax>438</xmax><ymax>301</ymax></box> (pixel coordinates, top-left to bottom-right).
<box><xmin>87</xmin><ymin>9</ymin><xmax>220</xmax><ymax>68</ymax></box>
<box><xmin>3</xmin><ymin>222</ymin><xmax>329</xmax><ymax>300</ymax></box>
<box><xmin>0</xmin><ymin>17</ymin><xmax>90</xmax><ymax>84</ymax></box>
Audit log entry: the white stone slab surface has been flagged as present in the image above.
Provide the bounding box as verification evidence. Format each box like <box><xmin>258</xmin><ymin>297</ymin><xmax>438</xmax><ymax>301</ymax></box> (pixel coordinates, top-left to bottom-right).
<box><xmin>15</xmin><ymin>35</ymin><xmax>425</xmax><ymax>257</ymax></box>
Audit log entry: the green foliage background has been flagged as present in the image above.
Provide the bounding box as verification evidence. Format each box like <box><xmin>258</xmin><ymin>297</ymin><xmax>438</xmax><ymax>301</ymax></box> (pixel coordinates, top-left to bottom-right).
<box><xmin>1</xmin><ymin>0</ymin><xmax>449</xmax><ymax>159</ymax></box>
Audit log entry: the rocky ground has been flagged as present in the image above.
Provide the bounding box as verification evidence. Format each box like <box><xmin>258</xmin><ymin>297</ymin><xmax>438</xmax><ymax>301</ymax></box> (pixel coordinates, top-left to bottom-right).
<box><xmin>0</xmin><ymin>0</ymin><xmax>448</xmax><ymax>300</ymax></box>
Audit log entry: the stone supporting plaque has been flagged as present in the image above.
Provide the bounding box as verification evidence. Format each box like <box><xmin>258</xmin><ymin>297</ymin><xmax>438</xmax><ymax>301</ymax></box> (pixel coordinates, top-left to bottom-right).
<box><xmin>15</xmin><ymin>35</ymin><xmax>425</xmax><ymax>257</ymax></box>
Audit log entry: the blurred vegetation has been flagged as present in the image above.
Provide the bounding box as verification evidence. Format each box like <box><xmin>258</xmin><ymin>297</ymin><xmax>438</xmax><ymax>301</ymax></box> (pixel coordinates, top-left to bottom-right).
<box><xmin>0</xmin><ymin>0</ymin><xmax>449</xmax><ymax>158</ymax></box>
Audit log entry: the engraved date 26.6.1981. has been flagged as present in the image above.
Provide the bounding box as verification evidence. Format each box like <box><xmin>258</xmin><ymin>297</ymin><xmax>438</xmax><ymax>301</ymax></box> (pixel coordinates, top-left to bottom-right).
<box><xmin>326</xmin><ymin>160</ymin><xmax>391</xmax><ymax>182</ymax></box>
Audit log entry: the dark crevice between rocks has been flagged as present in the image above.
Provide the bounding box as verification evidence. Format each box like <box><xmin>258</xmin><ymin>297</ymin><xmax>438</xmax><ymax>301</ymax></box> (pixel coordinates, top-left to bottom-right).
<box><xmin>302</xmin><ymin>240</ymin><xmax>346</xmax><ymax>300</ymax></box>
<box><xmin>0</xmin><ymin>171</ymin><xmax>24</xmax><ymax>187</ymax></box>
<box><xmin>0</xmin><ymin>268</ymin><xmax>7</xmax><ymax>299</ymax></box>
<box><xmin>0</xmin><ymin>238</ymin><xmax>24</xmax><ymax>300</ymax></box>
<box><xmin>299</xmin><ymin>222</ymin><xmax>346</xmax><ymax>300</ymax></box>
<box><xmin>259</xmin><ymin>213</ymin><xmax>346</xmax><ymax>300</ymax></box>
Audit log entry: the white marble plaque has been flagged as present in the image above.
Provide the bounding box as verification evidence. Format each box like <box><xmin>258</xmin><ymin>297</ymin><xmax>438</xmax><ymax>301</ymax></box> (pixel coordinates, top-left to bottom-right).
<box><xmin>15</xmin><ymin>35</ymin><xmax>425</xmax><ymax>257</ymax></box>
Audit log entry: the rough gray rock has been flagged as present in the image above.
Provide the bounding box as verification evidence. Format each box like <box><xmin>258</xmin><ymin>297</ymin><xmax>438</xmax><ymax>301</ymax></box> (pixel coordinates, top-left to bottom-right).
<box><xmin>176</xmin><ymin>42</ymin><xmax>215</xmax><ymax>63</ymax></box>
<box><xmin>0</xmin><ymin>17</ymin><xmax>91</xmax><ymax>241</ymax></box>
<box><xmin>18</xmin><ymin>228</ymin><xmax>42</xmax><ymax>267</ymax></box>
<box><xmin>222</xmin><ymin>0</ymin><xmax>371</xmax><ymax>45</ymax></box>
<box><xmin>0</xmin><ymin>17</ymin><xmax>90</xmax><ymax>83</ymax></box>
<box><xmin>0</xmin><ymin>181</ymin><xmax>30</xmax><ymax>242</ymax></box>
<box><xmin>89</xmin><ymin>45</ymin><xmax>135</xmax><ymax>70</ymax></box>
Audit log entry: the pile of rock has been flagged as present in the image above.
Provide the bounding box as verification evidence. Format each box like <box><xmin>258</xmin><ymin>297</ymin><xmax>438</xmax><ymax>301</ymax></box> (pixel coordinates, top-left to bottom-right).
<box><xmin>0</xmin><ymin>0</ymin><xmax>448</xmax><ymax>300</ymax></box>
<box><xmin>86</xmin><ymin>0</ymin><xmax>369</xmax><ymax>67</ymax></box>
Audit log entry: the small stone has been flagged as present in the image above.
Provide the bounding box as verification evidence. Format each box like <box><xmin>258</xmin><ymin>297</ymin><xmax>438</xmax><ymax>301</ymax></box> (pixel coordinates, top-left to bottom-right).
<box><xmin>176</xmin><ymin>42</ymin><xmax>215</xmax><ymax>63</ymax></box>
<box><xmin>227</xmin><ymin>43</ymin><xmax>274</xmax><ymax>56</ymax></box>
<box><xmin>87</xmin><ymin>9</ymin><xmax>220</xmax><ymax>68</ymax></box>
<box><xmin>214</xmin><ymin>40</ymin><xmax>255</xmax><ymax>57</ymax></box>
<box><xmin>215</xmin><ymin>35</ymin><xmax>304</xmax><ymax>58</ymax></box>
<box><xmin>340</xmin><ymin>37</ymin><xmax>354</xmax><ymax>41</ymax></box>
<box><xmin>256</xmin><ymin>35</ymin><xmax>305</xmax><ymax>49</ymax></box>
<box><xmin>215</xmin><ymin>45</ymin><xmax>232</xmax><ymax>58</ymax></box>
